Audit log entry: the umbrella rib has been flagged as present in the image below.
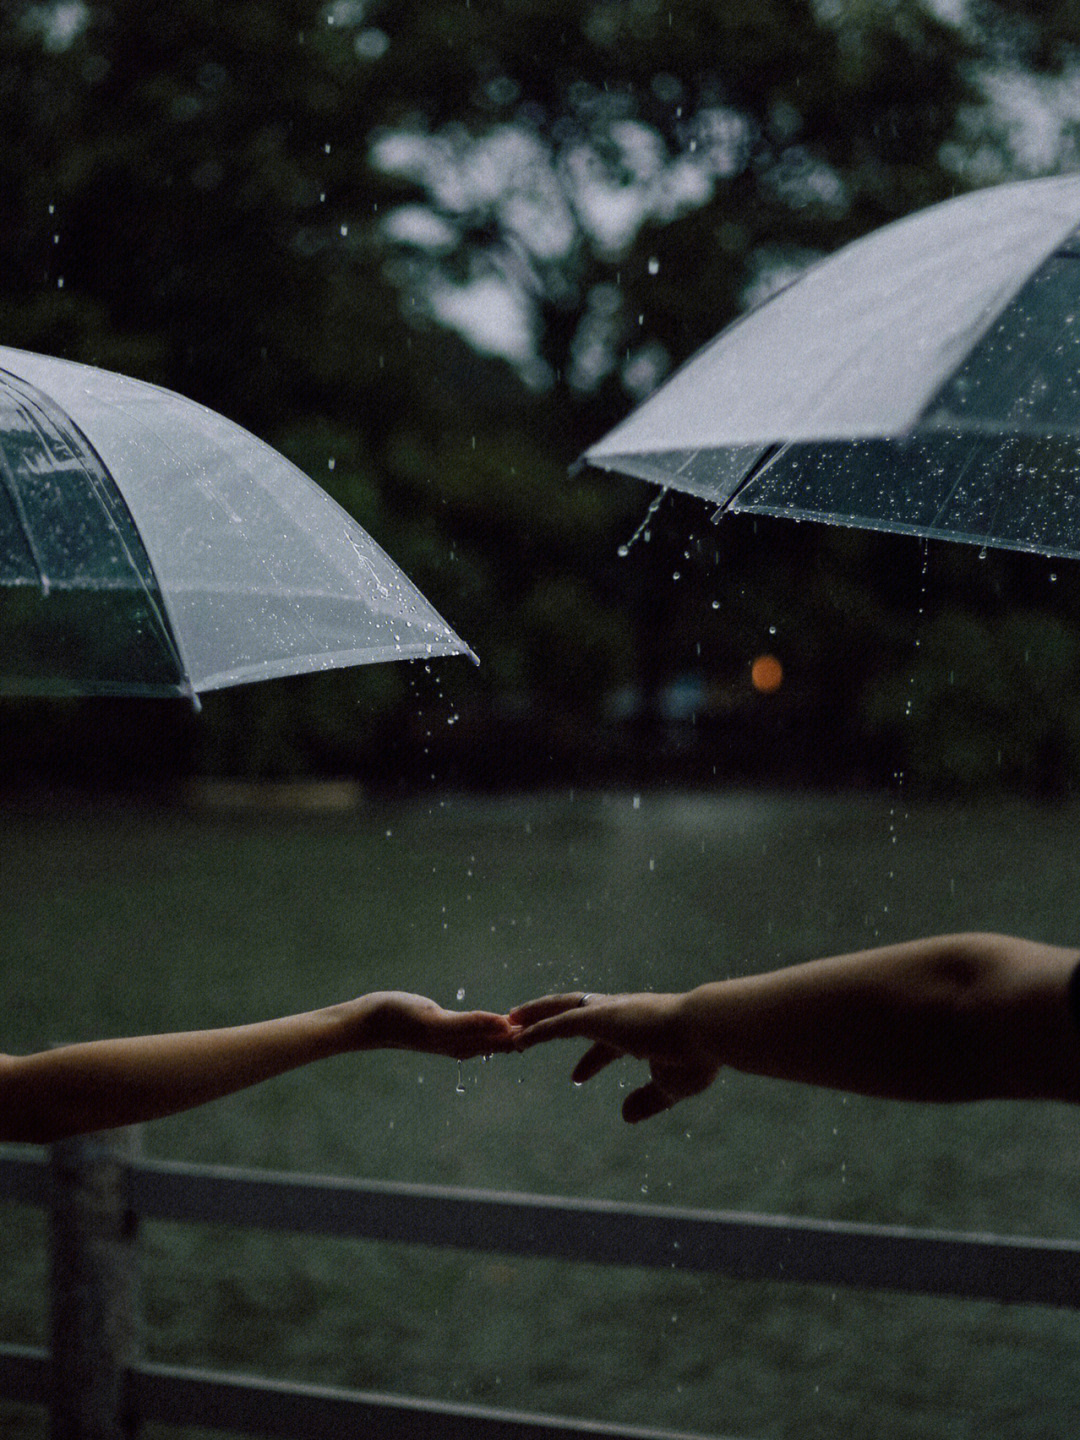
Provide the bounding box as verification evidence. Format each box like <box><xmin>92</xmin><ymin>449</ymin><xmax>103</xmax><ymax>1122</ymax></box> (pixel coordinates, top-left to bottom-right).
<box><xmin>720</xmin><ymin>442</ymin><xmax>785</xmax><ymax>516</ymax></box>
<box><xmin>14</xmin><ymin>381</ymin><xmax>194</xmax><ymax>697</ymax></box>
<box><xmin>925</xmin><ymin>440</ymin><xmax>983</xmax><ymax>535</ymax></box>
<box><xmin>0</xmin><ymin>432</ymin><xmax>52</xmax><ymax>594</ymax></box>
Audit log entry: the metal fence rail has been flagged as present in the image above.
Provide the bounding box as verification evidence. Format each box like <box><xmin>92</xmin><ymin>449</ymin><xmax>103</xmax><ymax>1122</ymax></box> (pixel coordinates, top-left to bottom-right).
<box><xmin>1</xmin><ymin>1138</ymin><xmax>1079</xmax><ymax>1437</ymax></box>
<box><xmin>0</xmin><ymin>1344</ymin><xmax>728</xmax><ymax>1440</ymax></box>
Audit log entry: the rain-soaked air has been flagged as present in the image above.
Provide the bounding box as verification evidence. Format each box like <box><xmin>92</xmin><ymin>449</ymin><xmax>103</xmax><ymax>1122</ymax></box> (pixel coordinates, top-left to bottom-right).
<box><xmin>8</xmin><ymin>13</ymin><xmax>1080</xmax><ymax>1440</ymax></box>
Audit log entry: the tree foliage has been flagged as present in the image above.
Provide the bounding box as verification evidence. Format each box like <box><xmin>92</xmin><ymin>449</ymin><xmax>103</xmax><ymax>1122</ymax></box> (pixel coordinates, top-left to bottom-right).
<box><xmin>2</xmin><ymin>0</ymin><xmax>1078</xmax><ymax>789</ymax></box>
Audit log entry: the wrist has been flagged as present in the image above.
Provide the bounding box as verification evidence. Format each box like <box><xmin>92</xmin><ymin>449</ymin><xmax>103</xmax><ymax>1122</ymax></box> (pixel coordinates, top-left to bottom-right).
<box><xmin>677</xmin><ymin>982</ymin><xmax>731</xmax><ymax>1065</ymax></box>
<box><xmin>320</xmin><ymin>997</ymin><xmax>377</xmax><ymax>1055</ymax></box>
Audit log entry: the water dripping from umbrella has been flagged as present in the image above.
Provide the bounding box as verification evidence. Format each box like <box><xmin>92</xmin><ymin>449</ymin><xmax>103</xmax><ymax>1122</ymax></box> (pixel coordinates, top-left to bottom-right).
<box><xmin>618</xmin><ymin>486</ymin><xmax>670</xmax><ymax>557</ymax></box>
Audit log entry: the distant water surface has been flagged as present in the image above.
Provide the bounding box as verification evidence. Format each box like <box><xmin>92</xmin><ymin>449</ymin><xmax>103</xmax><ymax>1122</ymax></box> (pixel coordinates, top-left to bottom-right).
<box><xmin>2</xmin><ymin>789</ymin><xmax>1079</xmax><ymax>1439</ymax></box>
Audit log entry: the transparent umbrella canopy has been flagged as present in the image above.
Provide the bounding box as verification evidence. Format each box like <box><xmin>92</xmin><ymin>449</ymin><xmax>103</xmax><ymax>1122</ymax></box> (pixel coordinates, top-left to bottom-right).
<box><xmin>584</xmin><ymin>174</ymin><xmax>1080</xmax><ymax>559</ymax></box>
<box><xmin>0</xmin><ymin>347</ymin><xmax>474</xmax><ymax>702</ymax></box>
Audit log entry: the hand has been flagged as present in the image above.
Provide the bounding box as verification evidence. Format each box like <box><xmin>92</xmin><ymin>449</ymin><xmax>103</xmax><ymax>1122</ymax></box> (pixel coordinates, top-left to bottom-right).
<box><xmin>345</xmin><ymin>993</ymin><xmax>520</xmax><ymax>1060</ymax></box>
<box><xmin>510</xmin><ymin>991</ymin><xmax>720</xmax><ymax>1123</ymax></box>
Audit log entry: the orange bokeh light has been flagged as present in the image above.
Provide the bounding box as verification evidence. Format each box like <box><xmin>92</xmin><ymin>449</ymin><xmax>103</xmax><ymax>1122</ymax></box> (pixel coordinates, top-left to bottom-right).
<box><xmin>750</xmin><ymin>654</ymin><xmax>783</xmax><ymax>693</ymax></box>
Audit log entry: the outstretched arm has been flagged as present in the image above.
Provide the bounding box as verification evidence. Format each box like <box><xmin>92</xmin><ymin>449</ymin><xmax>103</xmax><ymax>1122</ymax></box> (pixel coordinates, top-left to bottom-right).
<box><xmin>0</xmin><ymin>993</ymin><xmax>517</xmax><ymax>1144</ymax></box>
<box><xmin>512</xmin><ymin>934</ymin><xmax>1080</xmax><ymax>1122</ymax></box>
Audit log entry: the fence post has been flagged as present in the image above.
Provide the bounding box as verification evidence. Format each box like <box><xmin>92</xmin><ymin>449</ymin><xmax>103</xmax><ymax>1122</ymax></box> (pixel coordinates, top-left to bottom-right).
<box><xmin>49</xmin><ymin>1128</ymin><xmax>142</xmax><ymax>1440</ymax></box>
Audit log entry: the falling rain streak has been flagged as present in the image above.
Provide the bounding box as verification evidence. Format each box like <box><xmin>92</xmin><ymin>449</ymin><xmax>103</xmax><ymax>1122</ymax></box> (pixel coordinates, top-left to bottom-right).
<box><xmin>884</xmin><ymin>539</ymin><xmax>931</xmax><ymax>929</ymax></box>
<box><xmin>618</xmin><ymin>486</ymin><xmax>670</xmax><ymax>557</ymax></box>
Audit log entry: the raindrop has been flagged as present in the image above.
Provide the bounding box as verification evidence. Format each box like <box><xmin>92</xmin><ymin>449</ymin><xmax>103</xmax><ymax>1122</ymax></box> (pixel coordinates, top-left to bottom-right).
<box><xmin>632</xmin><ymin>794</ymin><xmax>641</xmax><ymax>809</ymax></box>
<box><xmin>456</xmin><ymin>987</ymin><xmax>466</xmax><ymax>1001</ymax></box>
<box><xmin>648</xmin><ymin>257</ymin><xmax>660</xmax><ymax>275</ymax></box>
<box><xmin>768</xmin><ymin>625</ymin><xmax>776</xmax><ymax>635</ymax></box>
<box><xmin>340</xmin><ymin>223</ymin><xmax>349</xmax><ymax>237</ymax></box>
<box><xmin>455</xmin><ymin>1062</ymin><xmax>466</xmax><ymax>1095</ymax></box>
<box><xmin>711</xmin><ymin>600</ymin><xmax>719</xmax><ymax>609</ymax></box>
<box><xmin>978</xmin><ymin>546</ymin><xmax>987</xmax><ymax>560</ymax></box>
<box><xmin>1050</xmin><ymin>572</ymin><xmax>1058</xmax><ymax>582</ymax></box>
<box><xmin>327</xmin><ymin>457</ymin><xmax>336</xmax><ymax>470</ymax></box>
<box><xmin>324</xmin><ymin>143</ymin><xmax>332</xmax><ymax>153</ymax></box>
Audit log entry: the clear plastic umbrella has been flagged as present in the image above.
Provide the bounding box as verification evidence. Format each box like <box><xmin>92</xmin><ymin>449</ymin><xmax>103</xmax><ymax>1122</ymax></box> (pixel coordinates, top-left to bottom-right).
<box><xmin>0</xmin><ymin>347</ymin><xmax>473</xmax><ymax>702</ymax></box>
<box><xmin>584</xmin><ymin>174</ymin><xmax>1080</xmax><ymax>559</ymax></box>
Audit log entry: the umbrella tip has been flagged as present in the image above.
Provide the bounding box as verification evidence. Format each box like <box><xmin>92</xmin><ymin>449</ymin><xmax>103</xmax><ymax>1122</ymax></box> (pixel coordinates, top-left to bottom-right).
<box><xmin>567</xmin><ymin>455</ymin><xmax>587</xmax><ymax>479</ymax></box>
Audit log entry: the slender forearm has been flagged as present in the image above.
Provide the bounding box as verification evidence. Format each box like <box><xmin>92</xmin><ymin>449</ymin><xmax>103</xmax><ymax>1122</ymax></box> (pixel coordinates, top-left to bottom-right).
<box><xmin>0</xmin><ymin>1007</ymin><xmax>351</xmax><ymax>1144</ymax></box>
<box><xmin>683</xmin><ymin>933</ymin><xmax>1080</xmax><ymax>1103</ymax></box>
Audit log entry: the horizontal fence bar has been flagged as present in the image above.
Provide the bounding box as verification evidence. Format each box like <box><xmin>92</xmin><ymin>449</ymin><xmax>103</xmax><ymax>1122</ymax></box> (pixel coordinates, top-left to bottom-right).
<box><xmin>0</xmin><ymin>1344</ymin><xmax>48</xmax><ymax>1406</ymax></box>
<box><xmin>3</xmin><ymin>1147</ymin><xmax>1080</xmax><ymax>1309</ymax></box>
<box><xmin>130</xmin><ymin>1157</ymin><xmax>1080</xmax><ymax>1309</ymax></box>
<box><xmin>134</xmin><ymin>1362</ymin><xmax>730</xmax><ymax>1440</ymax></box>
<box><xmin>0</xmin><ymin>1347</ymin><xmax>727</xmax><ymax>1440</ymax></box>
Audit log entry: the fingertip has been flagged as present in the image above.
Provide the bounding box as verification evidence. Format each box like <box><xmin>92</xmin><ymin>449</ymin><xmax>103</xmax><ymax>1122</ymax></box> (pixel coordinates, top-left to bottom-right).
<box><xmin>623</xmin><ymin>1085</ymin><xmax>669</xmax><ymax>1125</ymax></box>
